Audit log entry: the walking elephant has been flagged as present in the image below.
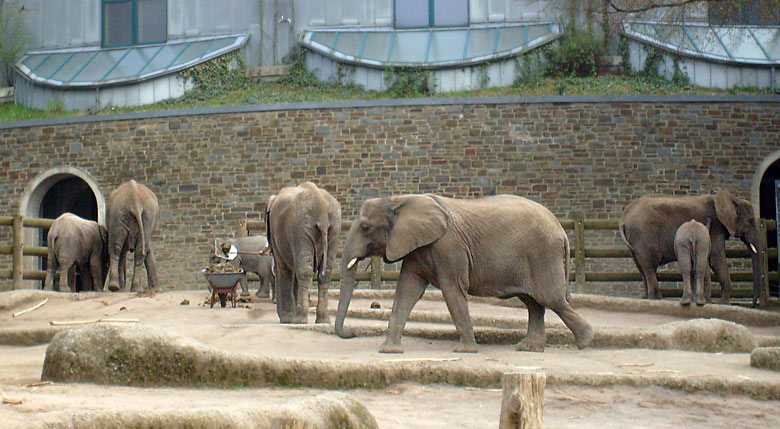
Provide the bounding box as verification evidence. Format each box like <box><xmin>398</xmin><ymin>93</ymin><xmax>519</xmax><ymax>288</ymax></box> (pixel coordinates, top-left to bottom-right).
<box><xmin>211</xmin><ymin>235</ymin><xmax>275</xmax><ymax>298</ymax></box>
<box><xmin>619</xmin><ymin>189</ymin><xmax>763</xmax><ymax>305</ymax></box>
<box><xmin>44</xmin><ymin>213</ymin><xmax>108</xmax><ymax>293</ymax></box>
<box><xmin>265</xmin><ymin>182</ymin><xmax>341</xmax><ymax>324</ymax></box>
<box><xmin>104</xmin><ymin>180</ymin><xmax>160</xmax><ymax>292</ymax></box>
<box><xmin>674</xmin><ymin>219</ymin><xmax>712</xmax><ymax>306</ymax></box>
<box><xmin>335</xmin><ymin>193</ymin><xmax>593</xmax><ymax>353</ymax></box>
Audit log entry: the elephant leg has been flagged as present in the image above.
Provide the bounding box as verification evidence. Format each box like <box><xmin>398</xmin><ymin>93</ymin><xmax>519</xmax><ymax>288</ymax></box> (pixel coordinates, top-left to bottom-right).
<box><xmin>256</xmin><ymin>276</ymin><xmax>271</xmax><ymax>299</ymax></box>
<box><xmin>118</xmin><ymin>244</ymin><xmax>128</xmax><ymax>290</ymax></box>
<box><xmin>548</xmin><ymin>298</ymin><xmax>594</xmax><ymax>350</ymax></box>
<box><xmin>59</xmin><ymin>261</ymin><xmax>73</xmax><ymax>293</ymax></box>
<box><xmin>439</xmin><ymin>277</ymin><xmax>477</xmax><ymax>353</ymax></box>
<box><xmin>144</xmin><ymin>248</ymin><xmax>159</xmax><ymax>290</ymax></box>
<box><xmin>89</xmin><ymin>253</ymin><xmax>103</xmax><ymax>292</ymax></box>
<box><xmin>276</xmin><ymin>266</ymin><xmax>297</xmax><ymax>323</ymax></box>
<box><xmin>629</xmin><ymin>253</ymin><xmax>649</xmax><ymax>299</ymax></box>
<box><xmin>315</xmin><ymin>267</ymin><xmax>330</xmax><ymax>324</ymax></box>
<box><xmin>130</xmin><ymin>249</ymin><xmax>145</xmax><ymax>292</ymax></box>
<box><xmin>703</xmin><ymin>267</ymin><xmax>712</xmax><ymax>304</ymax></box>
<box><xmin>379</xmin><ymin>268</ymin><xmax>428</xmax><ymax>354</ymax></box>
<box><xmin>238</xmin><ymin>276</ymin><xmax>250</xmax><ymax>297</ymax></box>
<box><xmin>678</xmin><ymin>252</ymin><xmax>693</xmax><ymax>306</ymax></box>
<box><xmin>293</xmin><ymin>266</ymin><xmax>313</xmax><ymax>324</ymax></box>
<box><xmin>694</xmin><ymin>250</ymin><xmax>709</xmax><ymax>306</ymax></box>
<box><xmin>44</xmin><ymin>250</ymin><xmax>58</xmax><ymax>291</ymax></box>
<box><xmin>633</xmin><ymin>251</ymin><xmax>660</xmax><ymax>299</ymax></box>
<box><xmin>80</xmin><ymin>263</ymin><xmax>93</xmax><ymax>292</ymax></box>
<box><xmin>517</xmin><ymin>295</ymin><xmax>546</xmax><ymax>352</ymax></box>
<box><xmin>710</xmin><ymin>242</ymin><xmax>732</xmax><ymax>304</ymax></box>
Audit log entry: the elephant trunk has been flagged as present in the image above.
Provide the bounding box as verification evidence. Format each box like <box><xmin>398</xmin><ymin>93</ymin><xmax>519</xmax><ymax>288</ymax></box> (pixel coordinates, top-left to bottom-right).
<box><xmin>335</xmin><ymin>262</ymin><xmax>357</xmax><ymax>339</ymax></box>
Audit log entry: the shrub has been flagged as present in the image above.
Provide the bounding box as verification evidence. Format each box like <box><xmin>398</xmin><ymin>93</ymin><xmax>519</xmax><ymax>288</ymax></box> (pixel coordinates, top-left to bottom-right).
<box><xmin>0</xmin><ymin>0</ymin><xmax>31</xmax><ymax>86</ymax></box>
<box><xmin>544</xmin><ymin>26</ymin><xmax>605</xmax><ymax>77</ymax></box>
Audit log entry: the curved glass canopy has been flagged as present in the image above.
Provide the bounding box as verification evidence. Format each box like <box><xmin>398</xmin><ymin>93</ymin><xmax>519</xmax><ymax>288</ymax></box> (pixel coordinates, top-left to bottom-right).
<box><xmin>622</xmin><ymin>21</ymin><xmax>780</xmax><ymax>65</ymax></box>
<box><xmin>14</xmin><ymin>33</ymin><xmax>249</xmax><ymax>88</ymax></box>
<box><xmin>300</xmin><ymin>22</ymin><xmax>562</xmax><ymax>68</ymax></box>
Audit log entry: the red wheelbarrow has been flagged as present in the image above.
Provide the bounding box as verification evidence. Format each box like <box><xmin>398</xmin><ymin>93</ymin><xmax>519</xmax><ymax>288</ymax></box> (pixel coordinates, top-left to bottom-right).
<box><xmin>201</xmin><ymin>269</ymin><xmax>246</xmax><ymax>308</ymax></box>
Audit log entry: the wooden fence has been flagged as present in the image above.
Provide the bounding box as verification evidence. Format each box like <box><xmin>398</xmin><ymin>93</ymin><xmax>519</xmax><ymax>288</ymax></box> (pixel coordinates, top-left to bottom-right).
<box><xmin>242</xmin><ymin>217</ymin><xmax>778</xmax><ymax>307</ymax></box>
<box><xmin>1</xmin><ymin>215</ymin><xmax>776</xmax><ymax>306</ymax></box>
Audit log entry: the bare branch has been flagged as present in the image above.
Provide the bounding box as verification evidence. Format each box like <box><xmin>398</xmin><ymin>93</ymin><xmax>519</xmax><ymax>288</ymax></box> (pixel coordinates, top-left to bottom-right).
<box><xmin>607</xmin><ymin>0</ymin><xmax>719</xmax><ymax>14</ymax></box>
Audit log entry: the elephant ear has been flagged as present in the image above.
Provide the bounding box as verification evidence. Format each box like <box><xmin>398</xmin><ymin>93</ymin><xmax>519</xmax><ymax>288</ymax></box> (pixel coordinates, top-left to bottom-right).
<box><xmin>386</xmin><ymin>195</ymin><xmax>450</xmax><ymax>262</ymax></box>
<box><xmin>714</xmin><ymin>190</ymin><xmax>738</xmax><ymax>236</ymax></box>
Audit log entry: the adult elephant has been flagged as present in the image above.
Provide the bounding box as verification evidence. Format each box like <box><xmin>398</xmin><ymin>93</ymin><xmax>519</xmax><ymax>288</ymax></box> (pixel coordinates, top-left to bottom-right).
<box><xmin>266</xmin><ymin>182</ymin><xmax>341</xmax><ymax>324</ymax></box>
<box><xmin>619</xmin><ymin>189</ymin><xmax>763</xmax><ymax>305</ymax></box>
<box><xmin>211</xmin><ymin>235</ymin><xmax>275</xmax><ymax>298</ymax></box>
<box><xmin>104</xmin><ymin>180</ymin><xmax>160</xmax><ymax>292</ymax></box>
<box><xmin>335</xmin><ymin>194</ymin><xmax>593</xmax><ymax>353</ymax></box>
<box><xmin>44</xmin><ymin>213</ymin><xmax>108</xmax><ymax>292</ymax></box>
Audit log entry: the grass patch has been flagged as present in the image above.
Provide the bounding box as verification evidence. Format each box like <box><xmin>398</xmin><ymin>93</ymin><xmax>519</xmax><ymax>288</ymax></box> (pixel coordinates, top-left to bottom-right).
<box><xmin>0</xmin><ymin>72</ymin><xmax>773</xmax><ymax>124</ymax></box>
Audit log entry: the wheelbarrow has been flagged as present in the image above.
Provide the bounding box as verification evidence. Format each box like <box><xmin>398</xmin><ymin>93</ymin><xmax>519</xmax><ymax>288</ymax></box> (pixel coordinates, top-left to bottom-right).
<box><xmin>201</xmin><ymin>269</ymin><xmax>246</xmax><ymax>308</ymax></box>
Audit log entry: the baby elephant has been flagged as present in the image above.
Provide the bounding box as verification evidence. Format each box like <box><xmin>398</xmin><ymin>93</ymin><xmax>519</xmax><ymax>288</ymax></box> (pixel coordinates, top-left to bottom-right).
<box><xmin>674</xmin><ymin>219</ymin><xmax>712</xmax><ymax>306</ymax></box>
<box><xmin>44</xmin><ymin>213</ymin><xmax>108</xmax><ymax>293</ymax></box>
<box><xmin>211</xmin><ymin>236</ymin><xmax>275</xmax><ymax>298</ymax></box>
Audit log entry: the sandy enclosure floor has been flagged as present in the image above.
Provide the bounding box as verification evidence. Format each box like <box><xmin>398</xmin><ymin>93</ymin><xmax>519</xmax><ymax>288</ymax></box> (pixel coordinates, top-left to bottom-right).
<box><xmin>1</xmin><ymin>290</ymin><xmax>779</xmax><ymax>428</ymax></box>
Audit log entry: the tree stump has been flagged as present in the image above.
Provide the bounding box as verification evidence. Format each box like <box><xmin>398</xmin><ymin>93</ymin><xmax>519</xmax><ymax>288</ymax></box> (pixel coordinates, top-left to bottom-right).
<box><xmin>499</xmin><ymin>371</ymin><xmax>546</xmax><ymax>429</ymax></box>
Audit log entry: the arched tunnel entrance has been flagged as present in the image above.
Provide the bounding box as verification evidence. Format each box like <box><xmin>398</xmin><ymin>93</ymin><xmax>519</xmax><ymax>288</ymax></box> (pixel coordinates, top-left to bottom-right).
<box><xmin>759</xmin><ymin>159</ymin><xmax>780</xmax><ymax>298</ymax></box>
<box><xmin>39</xmin><ymin>177</ymin><xmax>99</xmax><ymax>291</ymax></box>
<box><xmin>20</xmin><ymin>167</ymin><xmax>105</xmax><ymax>290</ymax></box>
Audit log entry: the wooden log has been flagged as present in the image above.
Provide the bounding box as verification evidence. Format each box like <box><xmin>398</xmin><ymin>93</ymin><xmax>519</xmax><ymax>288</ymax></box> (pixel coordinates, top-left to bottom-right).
<box><xmin>499</xmin><ymin>371</ymin><xmax>546</xmax><ymax>429</ymax></box>
<box><xmin>12</xmin><ymin>215</ymin><xmax>23</xmax><ymax>290</ymax></box>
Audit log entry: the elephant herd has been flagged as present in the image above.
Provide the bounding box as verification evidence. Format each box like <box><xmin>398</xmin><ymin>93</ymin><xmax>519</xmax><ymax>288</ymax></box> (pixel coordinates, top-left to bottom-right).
<box><xmin>45</xmin><ymin>180</ymin><xmax>159</xmax><ymax>294</ymax></box>
<box><xmin>44</xmin><ymin>179</ymin><xmax>764</xmax><ymax>354</ymax></box>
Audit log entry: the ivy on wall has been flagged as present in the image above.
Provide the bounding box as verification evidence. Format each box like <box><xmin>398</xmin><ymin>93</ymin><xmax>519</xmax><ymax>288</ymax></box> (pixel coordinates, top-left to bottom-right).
<box><xmin>177</xmin><ymin>51</ymin><xmax>248</xmax><ymax>101</ymax></box>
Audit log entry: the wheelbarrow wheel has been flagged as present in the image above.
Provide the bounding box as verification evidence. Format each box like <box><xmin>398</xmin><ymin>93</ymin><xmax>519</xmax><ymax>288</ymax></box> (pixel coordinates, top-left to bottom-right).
<box><xmin>218</xmin><ymin>293</ymin><xmax>227</xmax><ymax>308</ymax></box>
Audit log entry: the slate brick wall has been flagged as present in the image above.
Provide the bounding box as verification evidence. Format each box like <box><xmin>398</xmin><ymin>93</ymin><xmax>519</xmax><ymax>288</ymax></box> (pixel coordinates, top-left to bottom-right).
<box><xmin>1</xmin><ymin>98</ymin><xmax>778</xmax><ymax>296</ymax></box>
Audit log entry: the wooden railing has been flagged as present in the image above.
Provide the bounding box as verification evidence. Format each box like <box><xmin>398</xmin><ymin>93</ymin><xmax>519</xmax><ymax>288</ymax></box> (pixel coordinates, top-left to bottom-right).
<box><xmin>0</xmin><ymin>215</ymin><xmax>54</xmax><ymax>289</ymax></box>
<box><xmin>2</xmin><ymin>215</ymin><xmax>775</xmax><ymax>306</ymax></box>
<box><xmin>242</xmin><ymin>218</ymin><xmax>777</xmax><ymax>306</ymax></box>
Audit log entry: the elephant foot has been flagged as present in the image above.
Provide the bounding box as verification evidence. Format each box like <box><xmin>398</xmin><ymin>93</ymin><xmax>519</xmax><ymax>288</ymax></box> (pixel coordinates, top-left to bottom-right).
<box><xmin>695</xmin><ymin>295</ymin><xmax>706</xmax><ymax>306</ymax></box>
<box><xmin>575</xmin><ymin>325</ymin><xmax>594</xmax><ymax>350</ymax></box>
<box><xmin>453</xmin><ymin>340</ymin><xmax>478</xmax><ymax>353</ymax></box>
<box><xmin>515</xmin><ymin>337</ymin><xmax>545</xmax><ymax>353</ymax></box>
<box><xmin>240</xmin><ymin>290</ymin><xmax>250</xmax><ymax>297</ymax></box>
<box><xmin>130</xmin><ymin>285</ymin><xmax>143</xmax><ymax>293</ymax></box>
<box><xmin>717</xmin><ymin>296</ymin><xmax>730</xmax><ymax>305</ymax></box>
<box><xmin>315</xmin><ymin>314</ymin><xmax>330</xmax><ymax>324</ymax></box>
<box><xmin>255</xmin><ymin>289</ymin><xmax>270</xmax><ymax>299</ymax></box>
<box><xmin>379</xmin><ymin>339</ymin><xmax>404</xmax><ymax>354</ymax></box>
<box><xmin>107</xmin><ymin>283</ymin><xmax>120</xmax><ymax>292</ymax></box>
<box><xmin>679</xmin><ymin>294</ymin><xmax>692</xmax><ymax>306</ymax></box>
<box><xmin>280</xmin><ymin>314</ymin><xmax>307</xmax><ymax>324</ymax></box>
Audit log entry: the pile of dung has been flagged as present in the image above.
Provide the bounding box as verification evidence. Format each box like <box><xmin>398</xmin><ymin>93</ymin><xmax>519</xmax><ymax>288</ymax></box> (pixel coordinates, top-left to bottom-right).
<box><xmin>205</xmin><ymin>262</ymin><xmax>242</xmax><ymax>273</ymax></box>
<box><xmin>751</xmin><ymin>347</ymin><xmax>780</xmax><ymax>372</ymax></box>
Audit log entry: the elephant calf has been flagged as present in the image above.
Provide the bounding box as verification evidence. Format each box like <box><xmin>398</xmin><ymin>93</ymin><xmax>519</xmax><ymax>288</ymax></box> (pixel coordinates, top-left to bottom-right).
<box><xmin>211</xmin><ymin>236</ymin><xmax>275</xmax><ymax>298</ymax></box>
<box><xmin>674</xmin><ymin>219</ymin><xmax>712</xmax><ymax>306</ymax></box>
<box><xmin>44</xmin><ymin>213</ymin><xmax>108</xmax><ymax>293</ymax></box>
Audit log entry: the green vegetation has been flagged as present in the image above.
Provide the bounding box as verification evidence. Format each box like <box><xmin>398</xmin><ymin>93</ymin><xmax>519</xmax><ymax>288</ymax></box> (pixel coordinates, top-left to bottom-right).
<box><xmin>0</xmin><ymin>42</ymin><xmax>773</xmax><ymax>124</ymax></box>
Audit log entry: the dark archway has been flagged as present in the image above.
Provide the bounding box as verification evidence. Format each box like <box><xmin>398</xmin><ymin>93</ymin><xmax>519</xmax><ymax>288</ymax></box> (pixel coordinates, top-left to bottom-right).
<box><xmin>759</xmin><ymin>159</ymin><xmax>780</xmax><ymax>298</ymax></box>
<box><xmin>39</xmin><ymin>176</ymin><xmax>99</xmax><ymax>291</ymax></box>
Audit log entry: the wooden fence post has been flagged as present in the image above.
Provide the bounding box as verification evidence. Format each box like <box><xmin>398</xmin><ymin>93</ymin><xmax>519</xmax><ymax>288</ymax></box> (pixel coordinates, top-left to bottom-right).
<box><xmin>499</xmin><ymin>371</ymin><xmax>546</xmax><ymax>429</ymax></box>
<box><xmin>12</xmin><ymin>215</ymin><xmax>23</xmax><ymax>290</ymax></box>
<box><xmin>574</xmin><ymin>217</ymin><xmax>585</xmax><ymax>293</ymax></box>
<box><xmin>370</xmin><ymin>256</ymin><xmax>381</xmax><ymax>289</ymax></box>
<box><xmin>759</xmin><ymin>220</ymin><xmax>769</xmax><ymax>307</ymax></box>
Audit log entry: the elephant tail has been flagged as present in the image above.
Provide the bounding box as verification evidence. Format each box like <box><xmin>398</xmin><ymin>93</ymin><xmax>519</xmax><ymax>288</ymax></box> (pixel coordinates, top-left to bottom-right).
<box><xmin>564</xmin><ymin>235</ymin><xmax>571</xmax><ymax>302</ymax></box>
<box><xmin>314</xmin><ymin>221</ymin><xmax>328</xmax><ymax>277</ymax></box>
<box><xmin>690</xmin><ymin>237</ymin><xmax>697</xmax><ymax>284</ymax></box>
<box><xmin>619</xmin><ymin>223</ymin><xmax>636</xmax><ymax>254</ymax></box>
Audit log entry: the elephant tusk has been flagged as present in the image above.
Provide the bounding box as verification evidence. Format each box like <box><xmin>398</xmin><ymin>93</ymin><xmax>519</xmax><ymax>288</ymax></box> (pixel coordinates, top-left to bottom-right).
<box><xmin>347</xmin><ymin>258</ymin><xmax>358</xmax><ymax>270</ymax></box>
<box><xmin>750</xmin><ymin>243</ymin><xmax>757</xmax><ymax>254</ymax></box>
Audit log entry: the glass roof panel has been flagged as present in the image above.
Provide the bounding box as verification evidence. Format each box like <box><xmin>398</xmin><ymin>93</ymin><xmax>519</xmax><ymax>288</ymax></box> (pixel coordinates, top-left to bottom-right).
<box><xmin>750</xmin><ymin>28</ymin><xmax>780</xmax><ymax>60</ymax></box>
<box><xmin>71</xmin><ymin>50</ymin><xmax>124</xmax><ymax>82</ymax></box>
<box><xmin>170</xmin><ymin>40</ymin><xmax>216</xmax><ymax>67</ymax></box>
<box><xmin>466</xmin><ymin>28</ymin><xmax>496</xmax><ymax>58</ymax></box>
<box><xmin>311</xmin><ymin>31</ymin><xmax>336</xmax><ymax>48</ymax></box>
<box><xmin>50</xmin><ymin>51</ymin><xmax>100</xmax><ymax>82</ymax></box>
<box><xmin>334</xmin><ymin>32</ymin><xmax>364</xmax><ymax>57</ymax></box>
<box><xmin>301</xmin><ymin>23</ymin><xmax>560</xmax><ymax>67</ymax></box>
<box><xmin>389</xmin><ymin>32</ymin><xmax>429</xmax><ymax>63</ymax></box>
<box><xmin>429</xmin><ymin>30</ymin><xmax>467</xmax><ymax>62</ymax></box>
<box><xmin>15</xmin><ymin>34</ymin><xmax>248</xmax><ymax>87</ymax></box>
<box><xmin>716</xmin><ymin>27</ymin><xmax>767</xmax><ymax>60</ymax></box>
<box><xmin>103</xmin><ymin>46</ymin><xmax>160</xmax><ymax>81</ymax></box>
<box><xmin>34</xmin><ymin>53</ymin><xmax>73</xmax><ymax>78</ymax></box>
<box><xmin>497</xmin><ymin>26</ymin><xmax>525</xmax><ymax>53</ymax></box>
<box><xmin>623</xmin><ymin>21</ymin><xmax>780</xmax><ymax>64</ymax></box>
<box><xmin>683</xmin><ymin>26</ymin><xmax>729</xmax><ymax>57</ymax></box>
<box><xmin>361</xmin><ymin>32</ymin><xmax>392</xmax><ymax>62</ymax></box>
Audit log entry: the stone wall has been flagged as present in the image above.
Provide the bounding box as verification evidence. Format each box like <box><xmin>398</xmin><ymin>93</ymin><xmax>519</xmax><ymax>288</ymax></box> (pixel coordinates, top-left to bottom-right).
<box><xmin>1</xmin><ymin>96</ymin><xmax>778</xmax><ymax>295</ymax></box>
